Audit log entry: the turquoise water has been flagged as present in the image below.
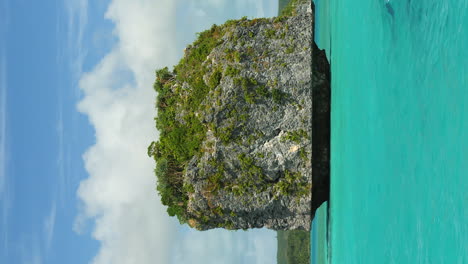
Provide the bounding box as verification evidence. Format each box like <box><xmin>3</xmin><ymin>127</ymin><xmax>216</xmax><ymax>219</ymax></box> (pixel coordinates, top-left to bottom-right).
<box><xmin>311</xmin><ymin>202</ymin><xmax>329</xmax><ymax>264</ymax></box>
<box><xmin>312</xmin><ymin>0</ymin><xmax>468</xmax><ymax>263</ymax></box>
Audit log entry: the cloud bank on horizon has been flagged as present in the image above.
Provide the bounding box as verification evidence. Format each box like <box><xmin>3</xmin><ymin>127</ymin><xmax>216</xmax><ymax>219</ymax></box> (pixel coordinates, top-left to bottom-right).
<box><xmin>75</xmin><ymin>0</ymin><xmax>278</xmax><ymax>263</ymax></box>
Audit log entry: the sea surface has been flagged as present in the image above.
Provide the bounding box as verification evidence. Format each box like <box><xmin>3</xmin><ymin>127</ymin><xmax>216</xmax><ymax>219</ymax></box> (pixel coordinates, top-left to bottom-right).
<box><xmin>311</xmin><ymin>0</ymin><xmax>468</xmax><ymax>263</ymax></box>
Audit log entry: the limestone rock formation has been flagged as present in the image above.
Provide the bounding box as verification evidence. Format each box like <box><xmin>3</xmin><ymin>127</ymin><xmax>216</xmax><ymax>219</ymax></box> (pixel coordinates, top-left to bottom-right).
<box><xmin>149</xmin><ymin>0</ymin><xmax>330</xmax><ymax>231</ymax></box>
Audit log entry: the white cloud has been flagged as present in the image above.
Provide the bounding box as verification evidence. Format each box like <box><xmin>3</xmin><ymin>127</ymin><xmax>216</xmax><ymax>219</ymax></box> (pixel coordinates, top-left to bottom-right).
<box><xmin>0</xmin><ymin>47</ymin><xmax>11</xmax><ymax>256</ymax></box>
<box><xmin>0</xmin><ymin>51</ymin><xmax>7</xmax><ymax>202</ymax></box>
<box><xmin>55</xmin><ymin>109</ymin><xmax>68</xmax><ymax>206</ymax></box>
<box><xmin>20</xmin><ymin>235</ymin><xmax>43</xmax><ymax>264</ymax></box>
<box><xmin>63</xmin><ymin>0</ymin><xmax>88</xmax><ymax>82</ymax></box>
<box><xmin>0</xmin><ymin>0</ymin><xmax>9</xmax><ymax>203</ymax></box>
<box><xmin>172</xmin><ymin>228</ymin><xmax>277</xmax><ymax>264</ymax></box>
<box><xmin>76</xmin><ymin>0</ymin><xmax>278</xmax><ymax>264</ymax></box>
<box><xmin>43</xmin><ymin>202</ymin><xmax>56</xmax><ymax>251</ymax></box>
<box><xmin>54</xmin><ymin>0</ymin><xmax>89</xmax><ymax>208</ymax></box>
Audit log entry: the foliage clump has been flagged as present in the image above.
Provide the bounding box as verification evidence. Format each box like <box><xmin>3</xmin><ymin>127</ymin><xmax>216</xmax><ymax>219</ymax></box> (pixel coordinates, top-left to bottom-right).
<box><xmin>148</xmin><ymin>23</ymin><xmax>231</xmax><ymax>224</ymax></box>
<box><xmin>279</xmin><ymin>0</ymin><xmax>309</xmax><ymax>17</ymax></box>
<box><xmin>281</xmin><ymin>129</ymin><xmax>308</xmax><ymax>143</ymax></box>
<box><xmin>208</xmin><ymin>68</ymin><xmax>222</xmax><ymax>89</ymax></box>
<box><xmin>273</xmin><ymin>170</ymin><xmax>310</xmax><ymax>198</ymax></box>
<box><xmin>277</xmin><ymin>230</ymin><xmax>311</xmax><ymax>264</ymax></box>
<box><xmin>272</xmin><ymin>88</ymin><xmax>290</xmax><ymax>104</ymax></box>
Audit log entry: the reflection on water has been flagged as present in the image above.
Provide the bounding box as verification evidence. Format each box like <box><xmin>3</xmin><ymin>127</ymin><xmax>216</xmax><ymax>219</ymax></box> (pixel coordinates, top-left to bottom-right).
<box><xmin>311</xmin><ymin>0</ymin><xmax>331</xmax><ymax>263</ymax></box>
<box><xmin>310</xmin><ymin>202</ymin><xmax>329</xmax><ymax>264</ymax></box>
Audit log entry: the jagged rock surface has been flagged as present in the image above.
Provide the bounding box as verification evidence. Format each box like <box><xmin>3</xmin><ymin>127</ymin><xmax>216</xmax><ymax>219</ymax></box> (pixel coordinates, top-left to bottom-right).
<box><xmin>157</xmin><ymin>2</ymin><xmax>330</xmax><ymax>231</ymax></box>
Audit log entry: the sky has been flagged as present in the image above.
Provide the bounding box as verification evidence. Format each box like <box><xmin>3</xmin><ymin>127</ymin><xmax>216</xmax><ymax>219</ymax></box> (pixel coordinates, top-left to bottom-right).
<box><xmin>0</xmin><ymin>0</ymin><xmax>280</xmax><ymax>263</ymax></box>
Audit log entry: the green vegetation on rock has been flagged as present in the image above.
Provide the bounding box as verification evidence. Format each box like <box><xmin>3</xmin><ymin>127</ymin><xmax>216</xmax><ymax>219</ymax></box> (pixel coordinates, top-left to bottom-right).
<box><xmin>281</xmin><ymin>129</ymin><xmax>308</xmax><ymax>143</ymax></box>
<box><xmin>278</xmin><ymin>0</ymin><xmax>291</xmax><ymax>15</ymax></box>
<box><xmin>148</xmin><ymin>24</ymin><xmax>231</xmax><ymax>224</ymax></box>
<box><xmin>147</xmin><ymin>0</ymin><xmax>315</xmax><ymax>230</ymax></box>
<box><xmin>277</xmin><ymin>230</ymin><xmax>311</xmax><ymax>264</ymax></box>
<box><xmin>279</xmin><ymin>0</ymin><xmax>309</xmax><ymax>17</ymax></box>
<box><xmin>147</xmin><ymin>19</ymin><xmax>270</xmax><ymax>224</ymax></box>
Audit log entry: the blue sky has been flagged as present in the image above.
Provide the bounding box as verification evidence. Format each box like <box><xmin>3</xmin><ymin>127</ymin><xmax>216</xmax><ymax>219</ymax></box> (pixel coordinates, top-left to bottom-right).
<box><xmin>1</xmin><ymin>0</ymin><xmax>278</xmax><ymax>263</ymax></box>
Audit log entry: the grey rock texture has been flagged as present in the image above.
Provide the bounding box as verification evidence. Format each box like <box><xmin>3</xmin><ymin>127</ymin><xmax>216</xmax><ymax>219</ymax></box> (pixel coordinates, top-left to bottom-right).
<box><xmin>164</xmin><ymin>1</ymin><xmax>330</xmax><ymax>231</ymax></box>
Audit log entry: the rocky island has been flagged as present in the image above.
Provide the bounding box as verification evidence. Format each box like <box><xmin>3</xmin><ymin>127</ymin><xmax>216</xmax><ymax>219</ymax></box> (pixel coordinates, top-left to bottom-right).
<box><xmin>148</xmin><ymin>0</ymin><xmax>330</xmax><ymax>231</ymax></box>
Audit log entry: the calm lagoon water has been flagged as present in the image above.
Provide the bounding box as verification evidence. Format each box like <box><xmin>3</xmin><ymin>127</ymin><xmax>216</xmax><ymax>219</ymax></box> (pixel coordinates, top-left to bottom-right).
<box><xmin>311</xmin><ymin>0</ymin><xmax>468</xmax><ymax>263</ymax></box>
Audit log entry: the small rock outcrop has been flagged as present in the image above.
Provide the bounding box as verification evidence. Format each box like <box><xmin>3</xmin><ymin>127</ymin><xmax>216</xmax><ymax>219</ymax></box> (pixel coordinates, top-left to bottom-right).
<box><xmin>149</xmin><ymin>1</ymin><xmax>330</xmax><ymax>231</ymax></box>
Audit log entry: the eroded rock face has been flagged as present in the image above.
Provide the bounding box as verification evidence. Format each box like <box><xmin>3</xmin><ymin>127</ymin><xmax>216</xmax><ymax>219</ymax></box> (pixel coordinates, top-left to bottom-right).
<box><xmin>184</xmin><ymin>2</ymin><xmax>315</xmax><ymax>231</ymax></box>
<box><xmin>155</xmin><ymin>1</ymin><xmax>330</xmax><ymax>231</ymax></box>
